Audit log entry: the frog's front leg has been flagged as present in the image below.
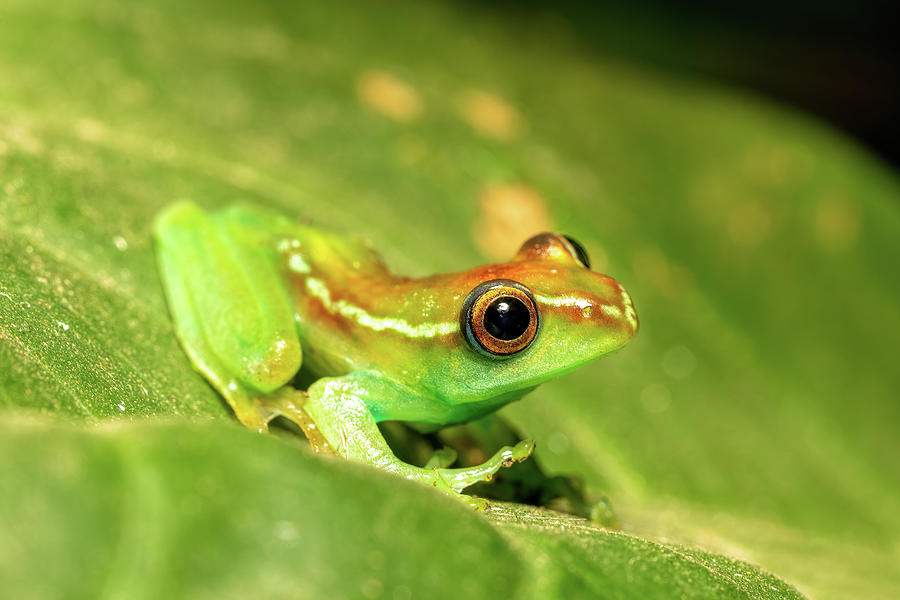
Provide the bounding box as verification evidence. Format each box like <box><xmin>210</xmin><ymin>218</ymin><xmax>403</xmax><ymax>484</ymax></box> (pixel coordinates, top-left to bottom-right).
<box><xmin>292</xmin><ymin>375</ymin><xmax>534</xmax><ymax>508</ymax></box>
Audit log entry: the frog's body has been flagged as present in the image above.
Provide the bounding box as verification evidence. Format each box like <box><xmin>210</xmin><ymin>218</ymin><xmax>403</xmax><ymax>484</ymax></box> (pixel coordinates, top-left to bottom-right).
<box><xmin>155</xmin><ymin>202</ymin><xmax>637</xmax><ymax>508</ymax></box>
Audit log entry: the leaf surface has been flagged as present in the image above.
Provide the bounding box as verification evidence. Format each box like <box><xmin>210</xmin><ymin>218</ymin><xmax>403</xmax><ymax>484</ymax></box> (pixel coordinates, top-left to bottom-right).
<box><xmin>1</xmin><ymin>0</ymin><xmax>898</xmax><ymax>598</ymax></box>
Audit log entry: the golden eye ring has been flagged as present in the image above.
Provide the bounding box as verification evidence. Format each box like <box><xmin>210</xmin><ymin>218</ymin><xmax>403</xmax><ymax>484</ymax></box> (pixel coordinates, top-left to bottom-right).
<box><xmin>460</xmin><ymin>279</ymin><xmax>540</xmax><ymax>357</ymax></box>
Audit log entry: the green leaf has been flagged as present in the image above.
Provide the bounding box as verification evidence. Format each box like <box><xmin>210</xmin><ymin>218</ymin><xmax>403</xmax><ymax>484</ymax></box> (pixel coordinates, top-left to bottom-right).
<box><xmin>1</xmin><ymin>0</ymin><xmax>898</xmax><ymax>598</ymax></box>
<box><xmin>0</xmin><ymin>418</ymin><xmax>802</xmax><ymax>600</ymax></box>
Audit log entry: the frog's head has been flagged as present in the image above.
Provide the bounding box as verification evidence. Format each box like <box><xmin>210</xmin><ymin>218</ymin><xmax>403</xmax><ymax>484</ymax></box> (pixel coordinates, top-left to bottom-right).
<box><xmin>428</xmin><ymin>233</ymin><xmax>637</xmax><ymax>407</ymax></box>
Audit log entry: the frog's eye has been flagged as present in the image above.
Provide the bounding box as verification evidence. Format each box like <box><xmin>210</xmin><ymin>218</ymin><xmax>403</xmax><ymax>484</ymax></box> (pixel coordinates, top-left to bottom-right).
<box><xmin>460</xmin><ymin>279</ymin><xmax>540</xmax><ymax>357</ymax></box>
<box><xmin>561</xmin><ymin>235</ymin><xmax>591</xmax><ymax>269</ymax></box>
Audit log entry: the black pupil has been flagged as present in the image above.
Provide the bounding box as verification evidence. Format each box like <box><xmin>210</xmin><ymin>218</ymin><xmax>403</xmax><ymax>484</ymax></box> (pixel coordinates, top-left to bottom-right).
<box><xmin>563</xmin><ymin>235</ymin><xmax>591</xmax><ymax>269</ymax></box>
<box><xmin>483</xmin><ymin>297</ymin><xmax>530</xmax><ymax>341</ymax></box>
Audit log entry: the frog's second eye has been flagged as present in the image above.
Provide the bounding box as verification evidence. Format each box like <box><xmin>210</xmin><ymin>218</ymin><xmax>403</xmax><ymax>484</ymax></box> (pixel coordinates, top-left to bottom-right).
<box><xmin>561</xmin><ymin>235</ymin><xmax>591</xmax><ymax>269</ymax></box>
<box><xmin>461</xmin><ymin>279</ymin><xmax>540</xmax><ymax>357</ymax></box>
<box><xmin>514</xmin><ymin>232</ymin><xmax>591</xmax><ymax>269</ymax></box>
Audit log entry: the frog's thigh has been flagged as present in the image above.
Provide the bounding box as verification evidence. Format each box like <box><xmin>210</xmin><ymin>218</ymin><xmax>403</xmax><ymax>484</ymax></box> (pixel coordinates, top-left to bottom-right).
<box><xmin>302</xmin><ymin>376</ymin><xmax>534</xmax><ymax>497</ymax></box>
<box><xmin>155</xmin><ymin>202</ymin><xmax>302</xmax><ymax>420</ymax></box>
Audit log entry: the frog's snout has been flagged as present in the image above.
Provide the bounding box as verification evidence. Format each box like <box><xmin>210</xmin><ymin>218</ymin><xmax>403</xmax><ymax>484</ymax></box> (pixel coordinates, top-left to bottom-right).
<box><xmin>584</xmin><ymin>277</ymin><xmax>638</xmax><ymax>357</ymax></box>
<box><xmin>535</xmin><ymin>271</ymin><xmax>638</xmax><ymax>355</ymax></box>
<box><xmin>613</xmin><ymin>282</ymin><xmax>639</xmax><ymax>336</ymax></box>
<box><xmin>587</xmin><ymin>275</ymin><xmax>638</xmax><ymax>340</ymax></box>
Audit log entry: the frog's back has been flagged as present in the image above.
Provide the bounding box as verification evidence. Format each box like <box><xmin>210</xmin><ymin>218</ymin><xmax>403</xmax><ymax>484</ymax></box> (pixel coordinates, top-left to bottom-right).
<box><xmin>215</xmin><ymin>205</ymin><xmax>379</xmax><ymax>274</ymax></box>
<box><xmin>223</xmin><ymin>206</ymin><xmax>408</xmax><ymax>378</ymax></box>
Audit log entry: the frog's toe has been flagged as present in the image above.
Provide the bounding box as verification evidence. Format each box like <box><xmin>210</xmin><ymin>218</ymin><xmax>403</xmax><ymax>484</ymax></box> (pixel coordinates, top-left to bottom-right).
<box><xmin>510</xmin><ymin>439</ymin><xmax>535</xmax><ymax>463</ymax></box>
<box><xmin>424</xmin><ymin>447</ymin><xmax>458</xmax><ymax>469</ymax></box>
<box><xmin>458</xmin><ymin>494</ymin><xmax>490</xmax><ymax>511</ymax></box>
<box><xmin>497</xmin><ymin>439</ymin><xmax>535</xmax><ymax>467</ymax></box>
<box><xmin>588</xmin><ymin>496</ymin><xmax>620</xmax><ymax>530</ymax></box>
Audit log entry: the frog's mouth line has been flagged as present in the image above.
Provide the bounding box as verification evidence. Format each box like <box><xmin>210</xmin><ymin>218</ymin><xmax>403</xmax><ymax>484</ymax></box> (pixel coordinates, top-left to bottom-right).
<box><xmin>444</xmin><ymin>331</ymin><xmax>632</xmax><ymax>406</ymax></box>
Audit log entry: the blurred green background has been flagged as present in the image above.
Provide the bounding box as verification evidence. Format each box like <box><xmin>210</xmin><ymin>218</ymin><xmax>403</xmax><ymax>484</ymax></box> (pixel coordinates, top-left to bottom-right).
<box><xmin>1</xmin><ymin>1</ymin><xmax>898</xmax><ymax>599</ymax></box>
<box><xmin>485</xmin><ymin>1</ymin><xmax>900</xmax><ymax>168</ymax></box>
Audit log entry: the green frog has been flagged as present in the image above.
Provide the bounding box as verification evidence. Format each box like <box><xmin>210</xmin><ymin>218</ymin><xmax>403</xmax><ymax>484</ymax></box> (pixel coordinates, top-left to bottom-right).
<box><xmin>154</xmin><ymin>202</ymin><xmax>637</xmax><ymax>509</ymax></box>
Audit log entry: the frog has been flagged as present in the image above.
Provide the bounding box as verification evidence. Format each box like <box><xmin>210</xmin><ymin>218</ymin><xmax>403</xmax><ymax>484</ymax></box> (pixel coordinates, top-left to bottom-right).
<box><xmin>154</xmin><ymin>202</ymin><xmax>638</xmax><ymax>509</ymax></box>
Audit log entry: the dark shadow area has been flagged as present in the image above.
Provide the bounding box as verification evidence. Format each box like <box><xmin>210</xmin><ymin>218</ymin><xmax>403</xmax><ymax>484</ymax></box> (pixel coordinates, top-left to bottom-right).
<box><xmin>470</xmin><ymin>0</ymin><xmax>899</xmax><ymax>167</ymax></box>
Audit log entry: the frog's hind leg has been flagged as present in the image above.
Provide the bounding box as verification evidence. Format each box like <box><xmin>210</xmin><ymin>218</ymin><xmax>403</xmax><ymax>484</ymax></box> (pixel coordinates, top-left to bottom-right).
<box><xmin>154</xmin><ymin>202</ymin><xmax>303</xmax><ymax>431</ymax></box>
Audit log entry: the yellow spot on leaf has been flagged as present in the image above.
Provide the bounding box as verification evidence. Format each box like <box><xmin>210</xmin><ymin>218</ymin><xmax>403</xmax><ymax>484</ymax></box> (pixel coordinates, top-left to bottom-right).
<box><xmin>814</xmin><ymin>195</ymin><xmax>860</xmax><ymax>251</ymax></box>
<box><xmin>457</xmin><ymin>90</ymin><xmax>521</xmax><ymax>141</ymax></box>
<box><xmin>473</xmin><ymin>184</ymin><xmax>553</xmax><ymax>260</ymax></box>
<box><xmin>356</xmin><ymin>71</ymin><xmax>423</xmax><ymax>122</ymax></box>
<box><xmin>75</xmin><ymin>118</ymin><xmax>105</xmax><ymax>142</ymax></box>
<box><xmin>2</xmin><ymin>121</ymin><xmax>43</xmax><ymax>154</ymax></box>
